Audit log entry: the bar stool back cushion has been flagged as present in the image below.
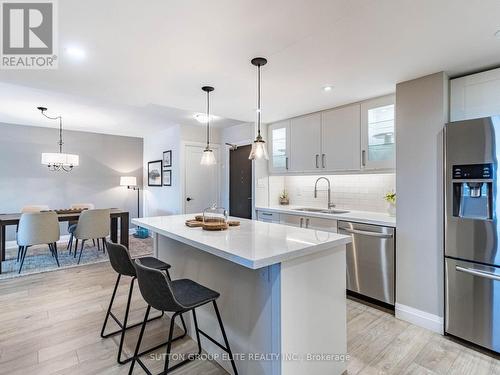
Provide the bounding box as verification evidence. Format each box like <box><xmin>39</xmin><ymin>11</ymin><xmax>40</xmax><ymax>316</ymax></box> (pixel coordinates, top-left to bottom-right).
<box><xmin>106</xmin><ymin>241</ymin><xmax>136</xmax><ymax>277</ymax></box>
<box><xmin>134</xmin><ymin>259</ymin><xmax>184</xmax><ymax>312</ymax></box>
<box><xmin>17</xmin><ymin>212</ymin><xmax>60</xmax><ymax>246</ymax></box>
<box><xmin>21</xmin><ymin>205</ymin><xmax>50</xmax><ymax>213</ymax></box>
<box><xmin>74</xmin><ymin>209</ymin><xmax>110</xmax><ymax>240</ymax></box>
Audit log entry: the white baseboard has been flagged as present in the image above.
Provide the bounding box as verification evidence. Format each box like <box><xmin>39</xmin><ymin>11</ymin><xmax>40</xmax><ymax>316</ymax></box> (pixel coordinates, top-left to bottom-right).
<box><xmin>395</xmin><ymin>303</ymin><xmax>444</xmax><ymax>334</ymax></box>
<box><xmin>5</xmin><ymin>228</ymin><xmax>138</xmax><ymax>250</ymax></box>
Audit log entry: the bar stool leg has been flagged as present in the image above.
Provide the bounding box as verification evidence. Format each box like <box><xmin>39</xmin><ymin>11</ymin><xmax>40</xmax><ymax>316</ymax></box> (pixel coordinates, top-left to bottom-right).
<box><xmin>163</xmin><ymin>312</ymin><xmax>179</xmax><ymax>375</ymax></box>
<box><xmin>116</xmin><ymin>277</ymin><xmax>135</xmax><ymax>364</ymax></box>
<box><xmin>128</xmin><ymin>305</ymin><xmax>151</xmax><ymax>375</ymax></box>
<box><xmin>213</xmin><ymin>301</ymin><xmax>238</xmax><ymax>375</ymax></box>
<box><xmin>101</xmin><ymin>274</ymin><xmax>121</xmax><ymax>338</ymax></box>
<box><xmin>192</xmin><ymin>309</ymin><xmax>202</xmax><ymax>355</ymax></box>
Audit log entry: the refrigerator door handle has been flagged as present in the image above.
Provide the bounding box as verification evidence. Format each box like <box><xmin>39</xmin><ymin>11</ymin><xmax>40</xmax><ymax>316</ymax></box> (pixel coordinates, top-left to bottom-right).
<box><xmin>456</xmin><ymin>266</ymin><xmax>500</xmax><ymax>281</ymax></box>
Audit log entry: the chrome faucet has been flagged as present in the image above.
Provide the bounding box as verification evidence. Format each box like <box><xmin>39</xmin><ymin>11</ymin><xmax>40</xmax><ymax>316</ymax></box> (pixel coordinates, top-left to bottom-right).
<box><xmin>314</xmin><ymin>177</ymin><xmax>335</xmax><ymax>209</ymax></box>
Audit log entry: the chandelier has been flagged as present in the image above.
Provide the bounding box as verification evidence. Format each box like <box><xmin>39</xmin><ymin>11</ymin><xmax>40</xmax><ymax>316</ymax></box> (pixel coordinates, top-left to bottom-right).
<box><xmin>37</xmin><ymin>106</ymin><xmax>79</xmax><ymax>172</ymax></box>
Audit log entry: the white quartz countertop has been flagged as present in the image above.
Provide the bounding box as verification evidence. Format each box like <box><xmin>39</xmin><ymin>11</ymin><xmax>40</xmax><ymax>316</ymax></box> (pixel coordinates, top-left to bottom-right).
<box><xmin>256</xmin><ymin>205</ymin><xmax>396</xmax><ymax>227</ymax></box>
<box><xmin>132</xmin><ymin>214</ymin><xmax>351</xmax><ymax>269</ymax></box>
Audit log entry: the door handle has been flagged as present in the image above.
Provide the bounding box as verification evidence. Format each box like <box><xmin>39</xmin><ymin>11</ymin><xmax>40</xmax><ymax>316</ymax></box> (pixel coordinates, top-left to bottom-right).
<box><xmin>322</xmin><ymin>154</ymin><xmax>326</xmax><ymax>168</ymax></box>
<box><xmin>300</xmin><ymin>218</ymin><xmax>304</xmax><ymax>228</ymax></box>
<box><xmin>186</xmin><ymin>197</ymin><xmax>193</xmax><ymax>202</ymax></box>
<box><xmin>285</xmin><ymin>157</ymin><xmax>289</xmax><ymax>170</ymax></box>
<box><xmin>306</xmin><ymin>218</ymin><xmax>310</xmax><ymax>228</ymax></box>
<box><xmin>341</xmin><ymin>228</ymin><xmax>393</xmax><ymax>238</ymax></box>
<box><xmin>315</xmin><ymin>154</ymin><xmax>319</xmax><ymax>168</ymax></box>
<box><xmin>456</xmin><ymin>266</ymin><xmax>500</xmax><ymax>281</ymax></box>
<box><xmin>362</xmin><ymin>150</ymin><xmax>366</xmax><ymax>167</ymax></box>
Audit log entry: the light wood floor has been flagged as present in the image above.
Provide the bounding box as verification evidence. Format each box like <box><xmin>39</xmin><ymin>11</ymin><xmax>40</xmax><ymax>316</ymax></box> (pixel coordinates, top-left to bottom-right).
<box><xmin>0</xmin><ymin>262</ymin><xmax>498</xmax><ymax>375</ymax></box>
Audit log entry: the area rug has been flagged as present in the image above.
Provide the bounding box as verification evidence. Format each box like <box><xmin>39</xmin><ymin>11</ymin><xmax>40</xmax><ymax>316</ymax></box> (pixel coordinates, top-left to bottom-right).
<box><xmin>0</xmin><ymin>235</ymin><xmax>153</xmax><ymax>280</ymax></box>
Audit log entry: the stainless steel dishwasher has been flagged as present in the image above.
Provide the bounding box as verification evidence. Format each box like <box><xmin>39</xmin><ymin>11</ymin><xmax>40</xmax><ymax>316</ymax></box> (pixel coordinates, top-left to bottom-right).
<box><xmin>338</xmin><ymin>221</ymin><xmax>395</xmax><ymax>306</ymax></box>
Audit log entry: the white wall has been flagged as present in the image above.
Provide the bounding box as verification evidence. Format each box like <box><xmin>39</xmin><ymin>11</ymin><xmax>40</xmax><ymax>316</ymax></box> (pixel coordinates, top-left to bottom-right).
<box><xmin>143</xmin><ymin>124</ymin><xmax>222</xmax><ymax>216</ymax></box>
<box><xmin>143</xmin><ymin>125</ymin><xmax>182</xmax><ymax>216</ymax></box>
<box><xmin>395</xmin><ymin>72</ymin><xmax>449</xmax><ymax>333</ymax></box>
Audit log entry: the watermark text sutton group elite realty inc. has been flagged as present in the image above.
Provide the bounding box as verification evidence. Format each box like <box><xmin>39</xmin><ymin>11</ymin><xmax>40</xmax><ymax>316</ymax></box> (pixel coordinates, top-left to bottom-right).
<box><xmin>1</xmin><ymin>0</ymin><xmax>58</xmax><ymax>69</ymax></box>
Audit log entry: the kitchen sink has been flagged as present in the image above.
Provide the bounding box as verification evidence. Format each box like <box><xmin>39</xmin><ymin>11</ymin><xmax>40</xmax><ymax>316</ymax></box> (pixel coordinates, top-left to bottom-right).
<box><xmin>294</xmin><ymin>207</ymin><xmax>350</xmax><ymax>214</ymax></box>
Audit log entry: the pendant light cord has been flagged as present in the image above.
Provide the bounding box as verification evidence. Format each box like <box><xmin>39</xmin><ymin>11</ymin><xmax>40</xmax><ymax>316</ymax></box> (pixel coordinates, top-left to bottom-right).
<box><xmin>206</xmin><ymin>90</ymin><xmax>210</xmax><ymax>149</ymax></box>
<box><xmin>257</xmin><ymin>64</ymin><xmax>261</xmax><ymax>138</ymax></box>
<box><xmin>41</xmin><ymin>111</ymin><xmax>64</xmax><ymax>153</ymax></box>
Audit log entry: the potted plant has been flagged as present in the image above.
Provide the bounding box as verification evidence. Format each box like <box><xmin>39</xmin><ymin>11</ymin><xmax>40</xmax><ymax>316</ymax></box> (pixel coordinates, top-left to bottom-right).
<box><xmin>384</xmin><ymin>191</ymin><xmax>396</xmax><ymax>216</ymax></box>
<box><xmin>279</xmin><ymin>190</ymin><xmax>289</xmax><ymax>205</ymax></box>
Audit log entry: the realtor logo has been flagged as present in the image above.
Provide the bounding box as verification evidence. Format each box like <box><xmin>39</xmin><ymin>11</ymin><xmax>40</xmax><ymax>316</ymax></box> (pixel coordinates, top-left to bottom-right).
<box><xmin>1</xmin><ymin>0</ymin><xmax>58</xmax><ymax>69</ymax></box>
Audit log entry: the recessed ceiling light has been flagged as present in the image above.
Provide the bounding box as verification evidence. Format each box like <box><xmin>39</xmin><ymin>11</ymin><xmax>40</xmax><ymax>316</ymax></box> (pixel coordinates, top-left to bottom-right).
<box><xmin>65</xmin><ymin>46</ymin><xmax>86</xmax><ymax>60</ymax></box>
<box><xmin>323</xmin><ymin>85</ymin><xmax>334</xmax><ymax>92</ymax></box>
<box><xmin>194</xmin><ymin>113</ymin><xmax>215</xmax><ymax>123</ymax></box>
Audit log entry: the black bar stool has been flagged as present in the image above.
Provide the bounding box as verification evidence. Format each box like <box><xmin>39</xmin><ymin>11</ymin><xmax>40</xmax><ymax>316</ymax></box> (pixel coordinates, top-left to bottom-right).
<box><xmin>129</xmin><ymin>258</ymin><xmax>238</xmax><ymax>375</ymax></box>
<box><xmin>101</xmin><ymin>241</ymin><xmax>187</xmax><ymax>364</ymax></box>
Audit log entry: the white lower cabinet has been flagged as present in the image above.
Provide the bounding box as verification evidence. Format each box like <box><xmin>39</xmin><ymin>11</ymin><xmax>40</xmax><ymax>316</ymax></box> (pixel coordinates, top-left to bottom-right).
<box><xmin>279</xmin><ymin>213</ymin><xmax>337</xmax><ymax>233</ymax></box>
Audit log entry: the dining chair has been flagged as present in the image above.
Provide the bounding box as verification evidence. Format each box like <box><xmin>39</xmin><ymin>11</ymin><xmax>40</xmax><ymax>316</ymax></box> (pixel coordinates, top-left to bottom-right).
<box><xmin>74</xmin><ymin>209</ymin><xmax>110</xmax><ymax>264</ymax></box>
<box><xmin>67</xmin><ymin>203</ymin><xmax>95</xmax><ymax>253</ymax></box>
<box><xmin>16</xmin><ymin>205</ymin><xmax>51</xmax><ymax>262</ymax></box>
<box><xmin>17</xmin><ymin>212</ymin><xmax>60</xmax><ymax>274</ymax></box>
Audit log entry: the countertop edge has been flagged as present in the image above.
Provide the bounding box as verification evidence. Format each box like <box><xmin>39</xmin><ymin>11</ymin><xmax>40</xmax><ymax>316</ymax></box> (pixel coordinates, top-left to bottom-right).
<box><xmin>132</xmin><ymin>218</ymin><xmax>351</xmax><ymax>269</ymax></box>
<box><xmin>255</xmin><ymin>206</ymin><xmax>396</xmax><ymax>227</ymax></box>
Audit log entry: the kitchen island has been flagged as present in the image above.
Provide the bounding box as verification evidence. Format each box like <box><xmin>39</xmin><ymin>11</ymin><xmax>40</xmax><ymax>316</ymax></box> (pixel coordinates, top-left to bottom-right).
<box><xmin>132</xmin><ymin>214</ymin><xmax>351</xmax><ymax>375</ymax></box>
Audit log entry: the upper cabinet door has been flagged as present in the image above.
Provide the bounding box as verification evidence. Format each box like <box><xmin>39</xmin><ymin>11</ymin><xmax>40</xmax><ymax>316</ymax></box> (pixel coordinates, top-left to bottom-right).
<box><xmin>290</xmin><ymin>113</ymin><xmax>322</xmax><ymax>172</ymax></box>
<box><xmin>360</xmin><ymin>95</ymin><xmax>395</xmax><ymax>170</ymax></box>
<box><xmin>321</xmin><ymin>104</ymin><xmax>361</xmax><ymax>171</ymax></box>
<box><xmin>268</xmin><ymin>120</ymin><xmax>290</xmax><ymax>173</ymax></box>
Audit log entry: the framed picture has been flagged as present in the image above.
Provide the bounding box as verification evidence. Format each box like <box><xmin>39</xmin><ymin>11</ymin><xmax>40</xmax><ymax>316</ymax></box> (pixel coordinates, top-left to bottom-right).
<box><xmin>148</xmin><ymin>160</ymin><xmax>162</xmax><ymax>186</ymax></box>
<box><xmin>163</xmin><ymin>150</ymin><xmax>172</xmax><ymax>168</ymax></box>
<box><xmin>163</xmin><ymin>170</ymin><xmax>172</xmax><ymax>186</ymax></box>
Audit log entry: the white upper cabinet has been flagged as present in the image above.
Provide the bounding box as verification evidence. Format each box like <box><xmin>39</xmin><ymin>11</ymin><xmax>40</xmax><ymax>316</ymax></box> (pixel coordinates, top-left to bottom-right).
<box><xmin>268</xmin><ymin>120</ymin><xmax>290</xmax><ymax>173</ymax></box>
<box><xmin>267</xmin><ymin>94</ymin><xmax>395</xmax><ymax>174</ymax></box>
<box><xmin>450</xmin><ymin>68</ymin><xmax>500</xmax><ymax>122</ymax></box>
<box><xmin>360</xmin><ymin>95</ymin><xmax>395</xmax><ymax>170</ymax></box>
<box><xmin>321</xmin><ymin>104</ymin><xmax>361</xmax><ymax>171</ymax></box>
<box><xmin>289</xmin><ymin>113</ymin><xmax>322</xmax><ymax>172</ymax></box>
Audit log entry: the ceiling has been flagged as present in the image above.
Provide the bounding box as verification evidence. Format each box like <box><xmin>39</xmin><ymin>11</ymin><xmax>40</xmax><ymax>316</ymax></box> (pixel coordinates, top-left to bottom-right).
<box><xmin>1</xmin><ymin>0</ymin><xmax>500</xmax><ymax>136</ymax></box>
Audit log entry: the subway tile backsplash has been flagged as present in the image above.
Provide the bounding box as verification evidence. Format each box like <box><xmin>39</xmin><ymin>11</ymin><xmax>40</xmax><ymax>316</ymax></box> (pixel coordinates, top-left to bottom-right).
<box><xmin>268</xmin><ymin>174</ymin><xmax>395</xmax><ymax>213</ymax></box>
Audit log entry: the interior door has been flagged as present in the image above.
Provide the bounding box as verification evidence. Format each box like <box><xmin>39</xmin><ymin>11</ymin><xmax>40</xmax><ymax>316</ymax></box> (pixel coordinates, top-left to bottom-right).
<box><xmin>321</xmin><ymin>104</ymin><xmax>361</xmax><ymax>171</ymax></box>
<box><xmin>184</xmin><ymin>145</ymin><xmax>219</xmax><ymax>214</ymax></box>
<box><xmin>229</xmin><ymin>145</ymin><xmax>252</xmax><ymax>219</ymax></box>
<box><xmin>289</xmin><ymin>113</ymin><xmax>321</xmax><ymax>172</ymax></box>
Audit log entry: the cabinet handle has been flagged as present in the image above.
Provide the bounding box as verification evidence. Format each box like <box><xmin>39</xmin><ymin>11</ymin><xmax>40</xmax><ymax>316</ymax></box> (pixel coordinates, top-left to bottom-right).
<box><xmin>322</xmin><ymin>154</ymin><xmax>326</xmax><ymax>168</ymax></box>
<box><xmin>285</xmin><ymin>157</ymin><xmax>288</xmax><ymax>170</ymax></box>
<box><xmin>362</xmin><ymin>150</ymin><xmax>366</xmax><ymax>167</ymax></box>
<box><xmin>300</xmin><ymin>218</ymin><xmax>304</xmax><ymax>228</ymax></box>
<box><xmin>315</xmin><ymin>154</ymin><xmax>319</xmax><ymax>168</ymax></box>
<box><xmin>306</xmin><ymin>218</ymin><xmax>310</xmax><ymax>228</ymax></box>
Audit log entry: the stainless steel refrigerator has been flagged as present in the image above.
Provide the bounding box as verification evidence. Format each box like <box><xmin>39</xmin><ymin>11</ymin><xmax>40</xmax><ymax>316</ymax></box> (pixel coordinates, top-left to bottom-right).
<box><xmin>445</xmin><ymin>117</ymin><xmax>500</xmax><ymax>353</ymax></box>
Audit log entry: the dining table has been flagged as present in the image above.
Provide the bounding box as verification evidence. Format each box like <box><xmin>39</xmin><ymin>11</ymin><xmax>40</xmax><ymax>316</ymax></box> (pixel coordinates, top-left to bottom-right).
<box><xmin>0</xmin><ymin>208</ymin><xmax>129</xmax><ymax>274</ymax></box>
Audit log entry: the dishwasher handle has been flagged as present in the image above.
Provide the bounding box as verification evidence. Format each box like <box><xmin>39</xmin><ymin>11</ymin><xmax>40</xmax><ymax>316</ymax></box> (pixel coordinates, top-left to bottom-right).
<box><xmin>341</xmin><ymin>227</ymin><xmax>393</xmax><ymax>239</ymax></box>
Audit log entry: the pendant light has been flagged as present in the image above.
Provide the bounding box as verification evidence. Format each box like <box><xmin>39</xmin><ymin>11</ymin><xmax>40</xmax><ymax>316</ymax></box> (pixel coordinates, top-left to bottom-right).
<box><xmin>37</xmin><ymin>106</ymin><xmax>79</xmax><ymax>172</ymax></box>
<box><xmin>249</xmin><ymin>57</ymin><xmax>269</xmax><ymax>160</ymax></box>
<box><xmin>200</xmin><ymin>86</ymin><xmax>217</xmax><ymax>165</ymax></box>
